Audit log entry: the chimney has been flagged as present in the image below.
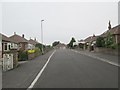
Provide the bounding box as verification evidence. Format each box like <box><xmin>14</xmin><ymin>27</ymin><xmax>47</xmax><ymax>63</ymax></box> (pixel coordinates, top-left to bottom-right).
<box><xmin>34</xmin><ymin>37</ymin><xmax>36</xmax><ymax>41</ymax></box>
<box><xmin>22</xmin><ymin>34</ymin><xmax>24</xmax><ymax>38</ymax></box>
<box><xmin>108</xmin><ymin>20</ymin><xmax>112</xmax><ymax>30</ymax></box>
<box><xmin>14</xmin><ymin>32</ymin><xmax>16</xmax><ymax>35</ymax></box>
<box><xmin>93</xmin><ymin>34</ymin><xmax>95</xmax><ymax>37</ymax></box>
<box><xmin>30</xmin><ymin>37</ymin><xmax>31</xmax><ymax>40</ymax></box>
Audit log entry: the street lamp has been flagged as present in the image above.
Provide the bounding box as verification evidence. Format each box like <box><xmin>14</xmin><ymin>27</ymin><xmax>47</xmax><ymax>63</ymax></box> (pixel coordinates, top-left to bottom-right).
<box><xmin>41</xmin><ymin>20</ymin><xmax>44</xmax><ymax>55</ymax></box>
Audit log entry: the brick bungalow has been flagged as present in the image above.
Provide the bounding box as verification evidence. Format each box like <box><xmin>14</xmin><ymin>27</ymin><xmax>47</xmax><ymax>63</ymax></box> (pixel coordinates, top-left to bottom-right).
<box><xmin>9</xmin><ymin>32</ymin><xmax>28</xmax><ymax>51</ymax></box>
<box><xmin>101</xmin><ymin>25</ymin><xmax>120</xmax><ymax>44</ymax></box>
<box><xmin>94</xmin><ymin>24</ymin><xmax>120</xmax><ymax>55</ymax></box>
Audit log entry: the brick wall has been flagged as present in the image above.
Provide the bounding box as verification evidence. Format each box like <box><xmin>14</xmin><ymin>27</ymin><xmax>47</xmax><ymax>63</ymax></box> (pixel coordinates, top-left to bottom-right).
<box><xmin>94</xmin><ymin>47</ymin><xmax>119</xmax><ymax>55</ymax></box>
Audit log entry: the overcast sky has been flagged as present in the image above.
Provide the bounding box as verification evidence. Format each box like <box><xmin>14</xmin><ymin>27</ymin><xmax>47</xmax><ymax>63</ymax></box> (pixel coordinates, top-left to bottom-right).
<box><xmin>0</xmin><ymin>1</ymin><xmax>118</xmax><ymax>45</ymax></box>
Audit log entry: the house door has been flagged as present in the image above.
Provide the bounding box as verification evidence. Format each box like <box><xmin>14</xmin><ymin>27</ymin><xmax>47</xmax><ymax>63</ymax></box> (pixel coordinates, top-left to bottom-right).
<box><xmin>2</xmin><ymin>54</ymin><xmax>13</xmax><ymax>71</ymax></box>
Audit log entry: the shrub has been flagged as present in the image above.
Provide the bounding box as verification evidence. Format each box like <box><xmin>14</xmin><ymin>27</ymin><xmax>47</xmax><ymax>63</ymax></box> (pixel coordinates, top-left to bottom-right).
<box><xmin>96</xmin><ymin>37</ymin><xmax>105</xmax><ymax>47</ymax></box>
<box><xmin>110</xmin><ymin>43</ymin><xmax>117</xmax><ymax>49</ymax></box>
<box><xmin>104</xmin><ymin>32</ymin><xmax>114</xmax><ymax>48</ymax></box>
<box><xmin>109</xmin><ymin>43</ymin><xmax>120</xmax><ymax>49</ymax></box>
<box><xmin>79</xmin><ymin>44</ymin><xmax>84</xmax><ymax>49</ymax></box>
<box><xmin>18</xmin><ymin>50</ymin><xmax>28</xmax><ymax>61</ymax></box>
<box><xmin>34</xmin><ymin>47</ymin><xmax>40</xmax><ymax>56</ymax></box>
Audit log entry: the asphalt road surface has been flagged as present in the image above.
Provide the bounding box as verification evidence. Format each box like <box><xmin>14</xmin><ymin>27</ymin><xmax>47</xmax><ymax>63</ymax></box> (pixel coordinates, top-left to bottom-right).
<box><xmin>3</xmin><ymin>48</ymin><xmax>118</xmax><ymax>89</ymax></box>
<box><xmin>33</xmin><ymin>48</ymin><xmax>118</xmax><ymax>88</ymax></box>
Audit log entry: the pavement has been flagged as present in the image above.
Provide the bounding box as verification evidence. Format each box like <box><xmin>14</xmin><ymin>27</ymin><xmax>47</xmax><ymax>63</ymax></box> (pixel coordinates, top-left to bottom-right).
<box><xmin>72</xmin><ymin>49</ymin><xmax>119</xmax><ymax>67</ymax></box>
<box><xmin>2</xmin><ymin>48</ymin><xmax>118</xmax><ymax>89</ymax></box>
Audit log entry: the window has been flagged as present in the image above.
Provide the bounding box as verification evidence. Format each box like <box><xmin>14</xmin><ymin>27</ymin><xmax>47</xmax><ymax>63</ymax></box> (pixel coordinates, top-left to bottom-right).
<box><xmin>9</xmin><ymin>45</ymin><xmax>11</xmax><ymax>50</ymax></box>
<box><xmin>11</xmin><ymin>43</ymin><xmax>13</xmax><ymax>48</ymax></box>
<box><xmin>4</xmin><ymin>43</ymin><xmax>7</xmax><ymax>50</ymax></box>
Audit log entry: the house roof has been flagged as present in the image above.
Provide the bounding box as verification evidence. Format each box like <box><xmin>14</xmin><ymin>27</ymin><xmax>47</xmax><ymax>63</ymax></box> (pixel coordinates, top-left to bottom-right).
<box><xmin>9</xmin><ymin>34</ymin><xmax>28</xmax><ymax>43</ymax></box>
<box><xmin>84</xmin><ymin>36</ymin><xmax>98</xmax><ymax>43</ymax></box>
<box><xmin>78</xmin><ymin>39</ymin><xmax>86</xmax><ymax>44</ymax></box>
<box><xmin>28</xmin><ymin>39</ymin><xmax>39</xmax><ymax>45</ymax></box>
<box><xmin>101</xmin><ymin>25</ymin><xmax>120</xmax><ymax>37</ymax></box>
<box><xmin>0</xmin><ymin>33</ymin><xmax>11</xmax><ymax>42</ymax></box>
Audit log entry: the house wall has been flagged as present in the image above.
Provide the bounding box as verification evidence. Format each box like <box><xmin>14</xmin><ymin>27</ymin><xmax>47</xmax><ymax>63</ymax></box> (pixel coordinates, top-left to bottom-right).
<box><xmin>116</xmin><ymin>35</ymin><xmax>120</xmax><ymax>43</ymax></box>
<box><xmin>19</xmin><ymin>43</ymin><xmax>28</xmax><ymax>51</ymax></box>
<box><xmin>27</xmin><ymin>44</ymin><xmax>35</xmax><ymax>50</ymax></box>
<box><xmin>2</xmin><ymin>41</ymin><xmax>18</xmax><ymax>70</ymax></box>
<box><xmin>2</xmin><ymin>53</ymin><xmax>13</xmax><ymax>71</ymax></box>
<box><xmin>13</xmin><ymin>52</ymin><xmax>18</xmax><ymax>68</ymax></box>
<box><xmin>28</xmin><ymin>53</ymin><xmax>35</xmax><ymax>60</ymax></box>
<box><xmin>2</xmin><ymin>41</ymin><xmax>11</xmax><ymax>52</ymax></box>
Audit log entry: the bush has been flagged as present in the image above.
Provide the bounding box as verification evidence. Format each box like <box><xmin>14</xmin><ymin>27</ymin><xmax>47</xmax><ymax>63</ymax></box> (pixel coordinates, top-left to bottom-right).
<box><xmin>109</xmin><ymin>43</ymin><xmax>120</xmax><ymax>49</ymax></box>
<box><xmin>96</xmin><ymin>37</ymin><xmax>105</xmax><ymax>47</ymax></box>
<box><xmin>18</xmin><ymin>50</ymin><xmax>28</xmax><ymax>61</ymax></box>
<box><xmin>35</xmin><ymin>43</ymin><xmax>45</xmax><ymax>52</ymax></box>
<box><xmin>104</xmin><ymin>32</ymin><xmax>114</xmax><ymax>48</ymax></box>
<box><xmin>34</xmin><ymin>47</ymin><xmax>40</xmax><ymax>56</ymax></box>
<box><xmin>110</xmin><ymin>43</ymin><xmax>117</xmax><ymax>49</ymax></box>
<box><xmin>79</xmin><ymin>44</ymin><xmax>84</xmax><ymax>49</ymax></box>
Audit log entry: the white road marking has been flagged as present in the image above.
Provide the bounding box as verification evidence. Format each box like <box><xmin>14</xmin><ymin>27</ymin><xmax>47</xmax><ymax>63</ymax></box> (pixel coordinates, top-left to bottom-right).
<box><xmin>27</xmin><ymin>50</ymin><xmax>56</xmax><ymax>90</ymax></box>
<box><xmin>71</xmin><ymin>50</ymin><xmax>120</xmax><ymax>67</ymax></box>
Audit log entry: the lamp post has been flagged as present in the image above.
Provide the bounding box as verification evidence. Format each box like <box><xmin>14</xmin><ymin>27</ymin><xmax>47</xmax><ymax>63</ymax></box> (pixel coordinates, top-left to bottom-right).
<box><xmin>41</xmin><ymin>20</ymin><xmax>44</xmax><ymax>55</ymax></box>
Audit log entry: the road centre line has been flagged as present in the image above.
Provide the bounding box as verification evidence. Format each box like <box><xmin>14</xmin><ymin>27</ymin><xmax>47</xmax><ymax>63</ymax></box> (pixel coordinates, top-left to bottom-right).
<box><xmin>71</xmin><ymin>49</ymin><xmax>120</xmax><ymax>67</ymax></box>
<box><xmin>27</xmin><ymin>50</ymin><xmax>56</xmax><ymax>90</ymax></box>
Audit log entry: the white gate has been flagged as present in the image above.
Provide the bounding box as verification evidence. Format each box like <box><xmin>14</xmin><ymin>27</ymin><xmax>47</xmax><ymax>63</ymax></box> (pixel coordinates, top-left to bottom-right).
<box><xmin>2</xmin><ymin>54</ymin><xmax>13</xmax><ymax>71</ymax></box>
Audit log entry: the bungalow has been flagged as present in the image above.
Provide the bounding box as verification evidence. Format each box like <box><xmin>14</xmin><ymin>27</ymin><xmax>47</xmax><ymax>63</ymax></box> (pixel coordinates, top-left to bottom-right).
<box><xmin>9</xmin><ymin>32</ymin><xmax>28</xmax><ymax>51</ymax></box>
<box><xmin>1</xmin><ymin>33</ymin><xmax>18</xmax><ymax>71</ymax></box>
<box><xmin>93</xmin><ymin>24</ymin><xmax>120</xmax><ymax>55</ymax></box>
<box><xmin>101</xmin><ymin>24</ymin><xmax>120</xmax><ymax>44</ymax></box>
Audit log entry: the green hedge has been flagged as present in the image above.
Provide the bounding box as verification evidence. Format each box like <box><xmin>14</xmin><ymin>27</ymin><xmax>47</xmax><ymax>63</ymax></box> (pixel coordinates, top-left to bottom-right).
<box><xmin>18</xmin><ymin>50</ymin><xmax>28</xmax><ymax>61</ymax></box>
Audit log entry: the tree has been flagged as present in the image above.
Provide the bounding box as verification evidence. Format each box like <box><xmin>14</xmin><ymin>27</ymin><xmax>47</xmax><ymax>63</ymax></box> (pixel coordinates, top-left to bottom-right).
<box><xmin>96</xmin><ymin>36</ymin><xmax>105</xmax><ymax>47</ymax></box>
<box><xmin>104</xmin><ymin>32</ymin><xmax>114</xmax><ymax>48</ymax></box>
<box><xmin>52</xmin><ymin>41</ymin><xmax>60</xmax><ymax>47</ymax></box>
<box><xmin>96</xmin><ymin>32</ymin><xmax>114</xmax><ymax>48</ymax></box>
<box><xmin>35</xmin><ymin>43</ymin><xmax>45</xmax><ymax>51</ymax></box>
<box><xmin>68</xmin><ymin>37</ymin><xmax>76</xmax><ymax>48</ymax></box>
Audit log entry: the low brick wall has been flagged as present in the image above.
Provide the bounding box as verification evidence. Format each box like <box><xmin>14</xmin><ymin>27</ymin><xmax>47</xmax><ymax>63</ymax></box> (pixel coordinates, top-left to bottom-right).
<box><xmin>94</xmin><ymin>47</ymin><xmax>119</xmax><ymax>55</ymax></box>
<box><xmin>28</xmin><ymin>48</ymin><xmax>53</xmax><ymax>60</ymax></box>
<box><xmin>28</xmin><ymin>53</ymin><xmax>35</xmax><ymax>60</ymax></box>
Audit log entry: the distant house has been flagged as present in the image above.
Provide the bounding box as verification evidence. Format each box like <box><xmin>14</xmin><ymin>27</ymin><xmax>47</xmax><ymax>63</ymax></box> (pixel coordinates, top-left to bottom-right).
<box><xmin>101</xmin><ymin>25</ymin><xmax>120</xmax><ymax>44</ymax></box>
<box><xmin>9</xmin><ymin>32</ymin><xmax>28</xmax><ymax>51</ymax></box>
<box><xmin>28</xmin><ymin>38</ymin><xmax>39</xmax><ymax>50</ymax></box>
<box><xmin>78</xmin><ymin>40</ymin><xmax>86</xmax><ymax>44</ymax></box>
<box><xmin>78</xmin><ymin>40</ymin><xmax>86</xmax><ymax>49</ymax></box>
<box><xmin>1</xmin><ymin>33</ymin><xmax>18</xmax><ymax>71</ymax></box>
<box><xmin>73</xmin><ymin>42</ymin><xmax>79</xmax><ymax>46</ymax></box>
<box><xmin>84</xmin><ymin>34</ymin><xmax>98</xmax><ymax>51</ymax></box>
<box><xmin>54</xmin><ymin>43</ymin><xmax>66</xmax><ymax>49</ymax></box>
<box><xmin>27</xmin><ymin>38</ymin><xmax>40</xmax><ymax>60</ymax></box>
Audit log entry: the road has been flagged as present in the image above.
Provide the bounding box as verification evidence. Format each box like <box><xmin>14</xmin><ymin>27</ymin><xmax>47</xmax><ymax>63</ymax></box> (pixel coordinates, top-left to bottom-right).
<box><xmin>3</xmin><ymin>48</ymin><xmax>118</xmax><ymax>89</ymax></box>
<box><xmin>33</xmin><ymin>48</ymin><xmax>118</xmax><ymax>88</ymax></box>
